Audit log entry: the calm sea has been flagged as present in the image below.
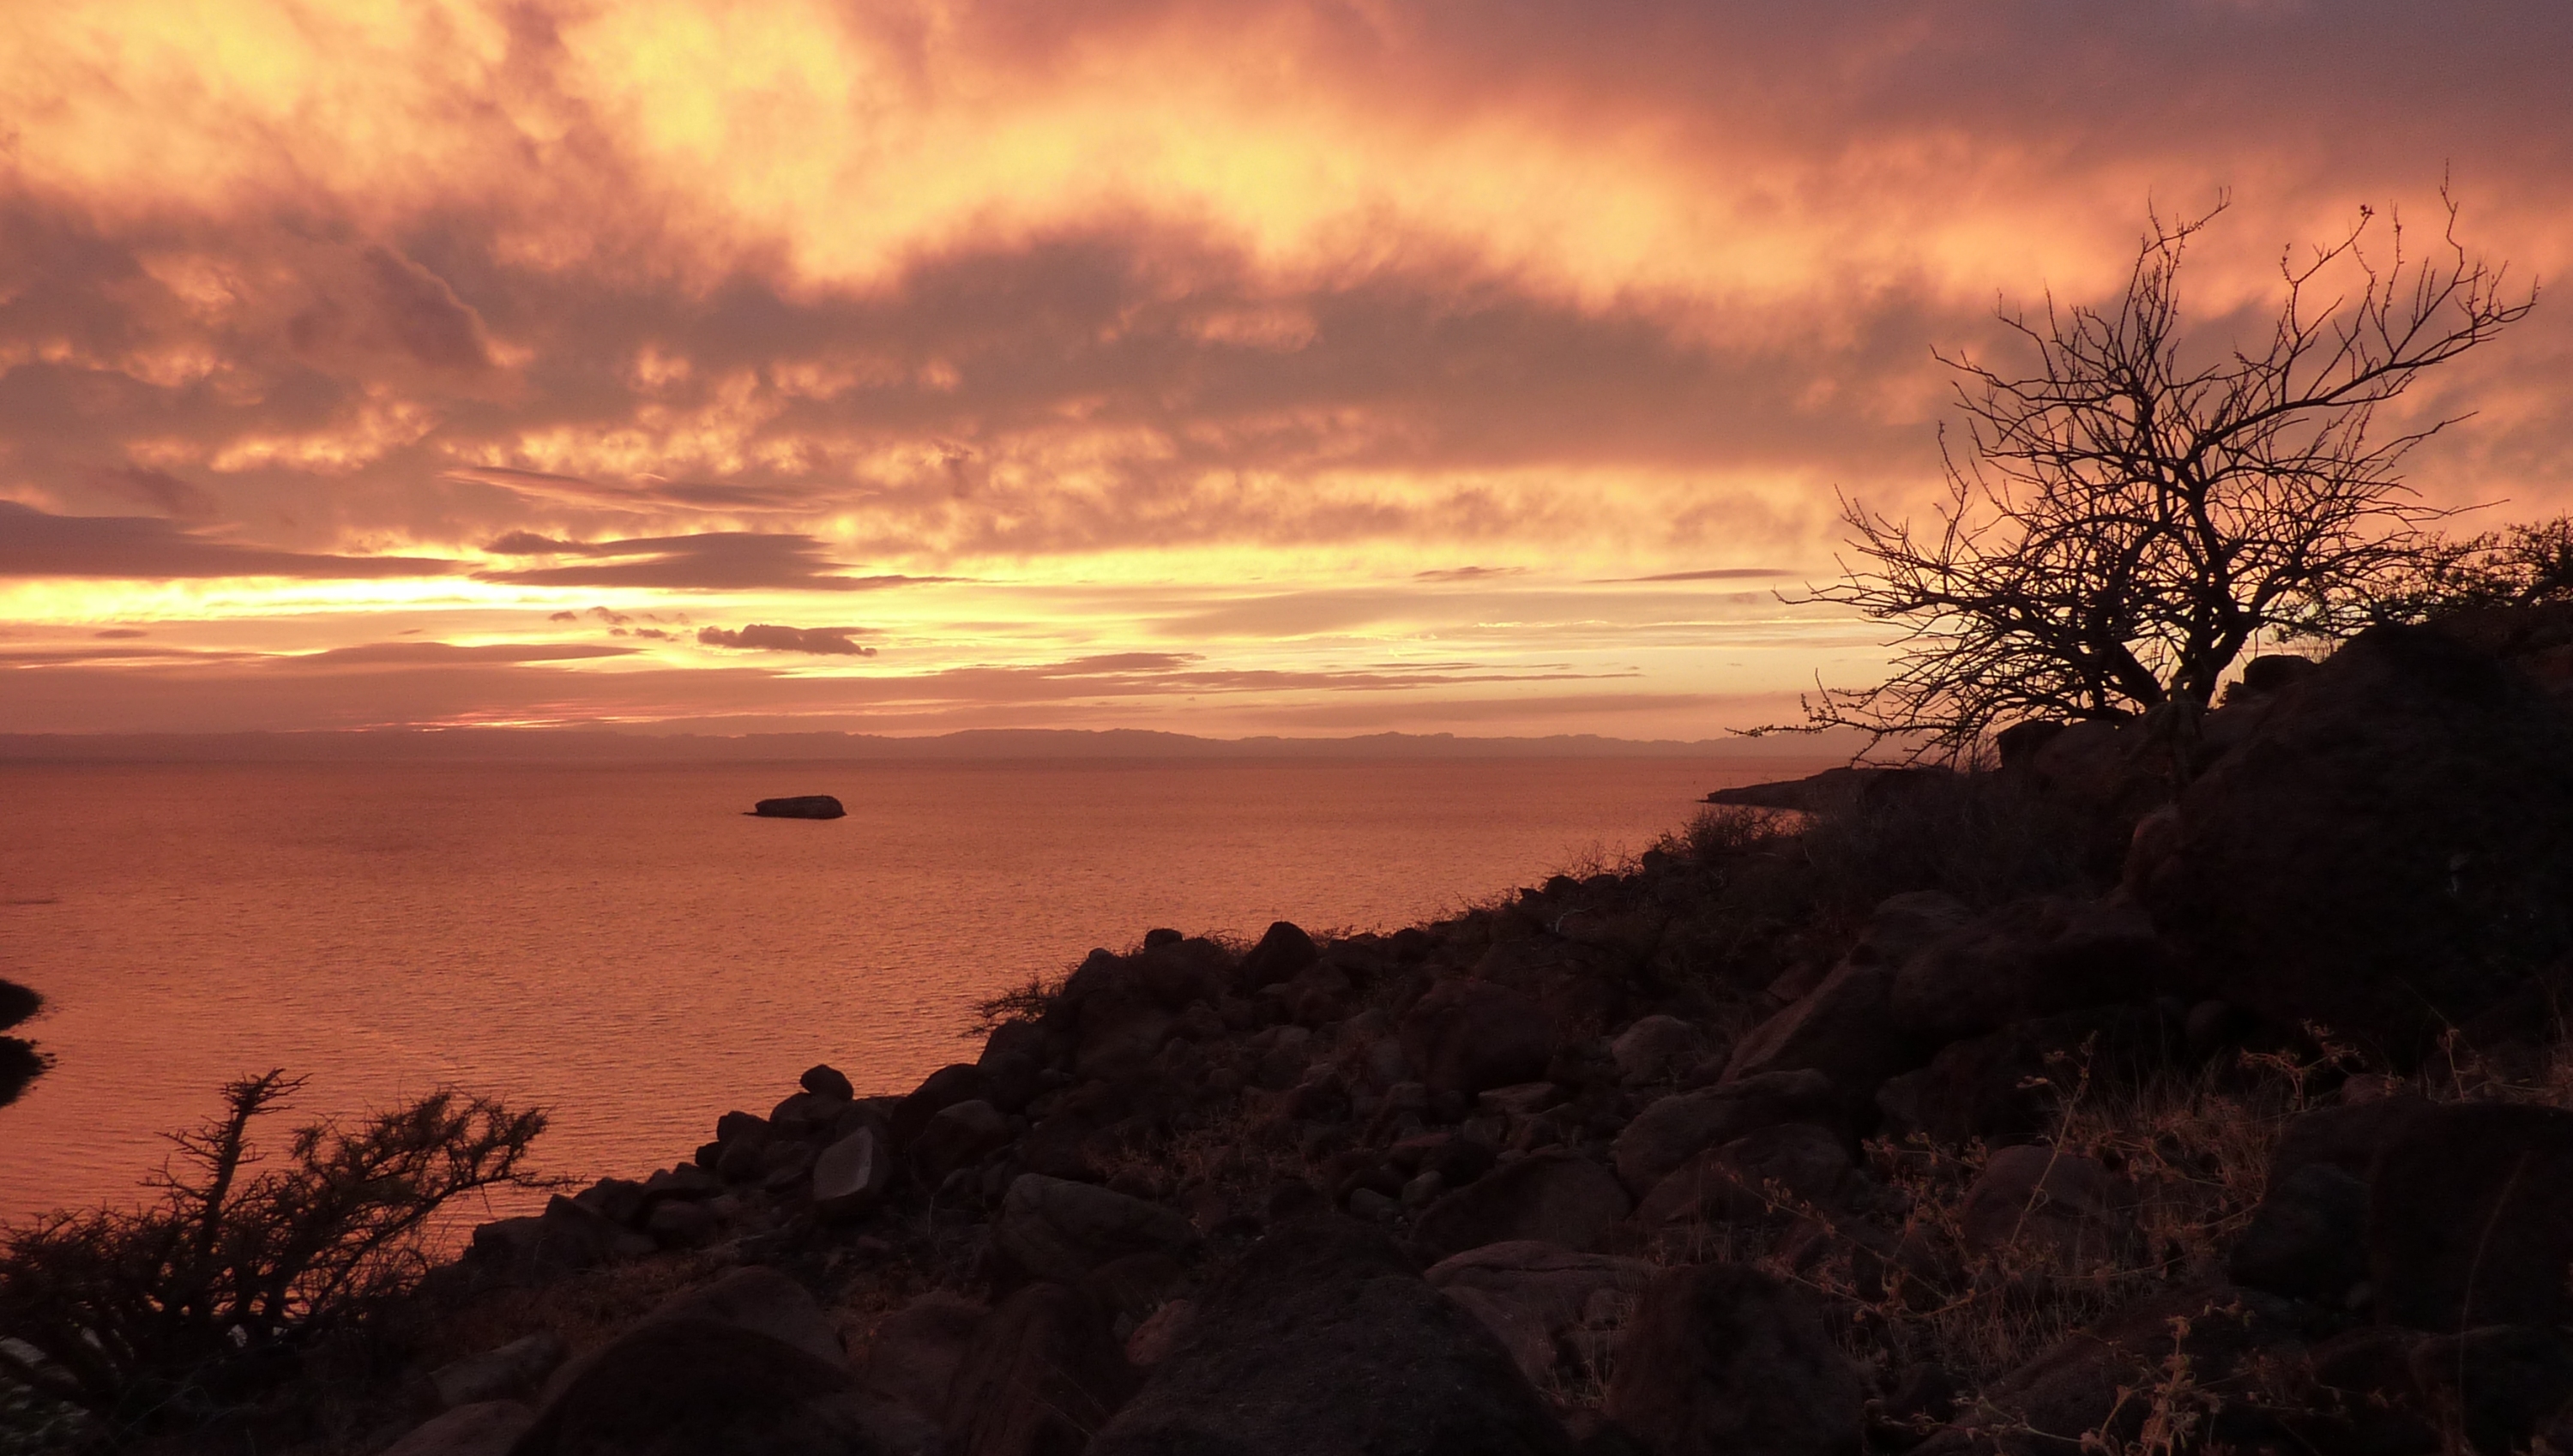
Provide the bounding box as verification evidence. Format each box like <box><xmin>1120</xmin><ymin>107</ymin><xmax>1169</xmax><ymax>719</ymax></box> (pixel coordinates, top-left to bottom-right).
<box><xmin>0</xmin><ymin>755</ymin><xmax>1817</xmax><ymax>1222</ymax></box>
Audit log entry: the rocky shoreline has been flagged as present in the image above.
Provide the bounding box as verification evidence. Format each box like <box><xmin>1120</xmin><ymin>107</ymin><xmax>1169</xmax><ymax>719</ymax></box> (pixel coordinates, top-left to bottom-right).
<box><xmin>233</xmin><ymin>609</ymin><xmax>2573</xmax><ymax>1454</ymax></box>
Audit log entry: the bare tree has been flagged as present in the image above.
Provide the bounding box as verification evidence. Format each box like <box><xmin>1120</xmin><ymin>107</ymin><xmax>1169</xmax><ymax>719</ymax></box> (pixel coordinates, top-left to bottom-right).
<box><xmin>1787</xmin><ymin>190</ymin><xmax>2535</xmax><ymax>760</ymax></box>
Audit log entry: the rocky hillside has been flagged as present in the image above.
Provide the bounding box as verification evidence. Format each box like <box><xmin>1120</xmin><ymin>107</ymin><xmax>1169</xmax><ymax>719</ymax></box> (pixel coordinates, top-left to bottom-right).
<box><xmin>131</xmin><ymin>611</ymin><xmax>2573</xmax><ymax>1454</ymax></box>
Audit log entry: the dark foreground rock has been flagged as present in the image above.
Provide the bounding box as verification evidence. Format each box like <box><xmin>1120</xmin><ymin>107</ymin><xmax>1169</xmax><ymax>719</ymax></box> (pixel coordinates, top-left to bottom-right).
<box><xmin>751</xmin><ymin>795</ymin><xmax>847</xmax><ymax>820</ymax></box>
<box><xmin>1605</xmin><ymin>1262</ymin><xmax>1865</xmax><ymax>1456</ymax></box>
<box><xmin>1088</xmin><ymin>1218</ymin><xmax>1575</xmax><ymax>1456</ymax></box>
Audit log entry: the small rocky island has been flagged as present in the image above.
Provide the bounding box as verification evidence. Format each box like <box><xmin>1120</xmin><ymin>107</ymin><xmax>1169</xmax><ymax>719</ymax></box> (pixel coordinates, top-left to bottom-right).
<box><xmin>750</xmin><ymin>795</ymin><xmax>847</xmax><ymax>820</ymax></box>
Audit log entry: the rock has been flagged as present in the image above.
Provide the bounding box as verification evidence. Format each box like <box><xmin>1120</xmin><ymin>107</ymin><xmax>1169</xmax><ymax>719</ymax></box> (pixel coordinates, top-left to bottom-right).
<box><xmin>1413</xmin><ymin>1150</ymin><xmax>1633</xmax><ymax>1259</ymax></box>
<box><xmin>641</xmin><ymin>1163</ymin><xmax>721</xmax><ymax>1203</ymax></box>
<box><xmin>942</xmin><ymin>1283</ymin><xmax>1136</xmax><ymax>1456</ymax></box>
<box><xmin>1088</xmin><ymin>1217</ymin><xmax>1575</xmax><ymax>1456</ymax></box>
<box><xmin>1400</xmin><ymin>978</ymin><xmax>1560</xmax><ymax>1096</ymax></box>
<box><xmin>2227</xmin><ymin>1162</ymin><xmax>2370</xmax><ymax>1305</ymax></box>
<box><xmin>381</xmin><ymin>1401</ymin><xmax>533</xmax><ymax>1456</ymax></box>
<box><xmin>994</xmin><ymin>1174</ymin><xmax>1199</xmax><ymax>1285</ymax></box>
<box><xmin>854</xmin><ymin>1292</ymin><xmax>988</xmax><ymax>1423</ymax></box>
<box><xmin>508</xmin><ymin>1320</ymin><xmax>904</xmax><ymax>1456</ymax></box>
<box><xmin>750</xmin><ymin>794</ymin><xmax>846</xmax><ymax>819</ymax></box>
<box><xmin>468</xmin><ymin>1194</ymin><xmax>654</xmax><ymax>1272</ymax></box>
<box><xmin>643</xmin><ymin>1199</ymin><xmax>719</xmax><ymax>1248</ymax></box>
<box><xmin>1724</xmin><ymin>893</ymin><xmax>1971</xmax><ymax>1092</ymax></box>
<box><xmin>425</xmin><ymin>1331</ymin><xmax>567</xmax><ymax>1411</ymax></box>
<box><xmin>910</xmin><ymin>1099</ymin><xmax>1011</xmax><ymax>1184</ymax></box>
<box><xmin>1074</xmin><ymin>995</ymin><xmax>1175</xmax><ymax>1080</ymax></box>
<box><xmin>1887</xmin><ymin>897</ymin><xmax>2172</xmax><ymax>1044</ymax></box>
<box><xmin>1426</xmin><ymin>1241</ymin><xmax>1653</xmax><ymax>1386</ymax></box>
<box><xmin>1873</xmin><ymin>1006</ymin><xmax>2175</xmax><ymax>1149</ymax></box>
<box><xmin>1122</xmin><ymin>1299</ymin><xmax>1196</xmax><ymax>1369</ymax></box>
<box><xmin>571</xmin><ymin>1177</ymin><xmax>647</xmax><ymax>1228</ymax></box>
<box><xmin>801</xmin><ymin>1063</ymin><xmax>856</xmax><ymax>1100</ymax></box>
<box><xmin>813</xmin><ymin>1124</ymin><xmax>895</xmax><ymax>1219</ymax></box>
<box><xmin>1636</xmin><ymin>1122</ymin><xmax>1858</xmax><ymax>1227</ymax></box>
<box><xmin>1610</xmin><ymin>1014</ymin><xmax>1710</xmax><ymax>1085</ymax></box>
<box><xmin>2408</xmin><ymin>1325</ymin><xmax>2573</xmax><ymax>1456</ymax></box>
<box><xmin>1955</xmin><ymin>1145</ymin><xmax>2132</xmax><ymax>1272</ymax></box>
<box><xmin>891</xmin><ymin>1064</ymin><xmax>996</xmax><ymax>1147</ymax></box>
<box><xmin>650</xmin><ymin>1266</ymin><xmax>843</xmax><ymax>1365</ymax></box>
<box><xmin>1612</xmin><ymin>1070</ymin><xmax>1836</xmax><ymax>1196</ymax></box>
<box><xmin>2370</xmin><ymin>1101</ymin><xmax>2573</xmax><ymax>1329</ymax></box>
<box><xmin>1478</xmin><ymin>1081</ymin><xmax>1564</xmax><ymax>1117</ymax></box>
<box><xmin>2140</xmin><ymin>623</ymin><xmax>2573</xmax><ymax>1051</ymax></box>
<box><xmin>1604</xmin><ymin>1262</ymin><xmax>1865</xmax><ymax>1456</ymax></box>
<box><xmin>2281</xmin><ymin>1327</ymin><xmax>2437</xmax><ymax>1456</ymax></box>
<box><xmin>2265</xmin><ymin>1093</ymin><xmax>2431</xmax><ymax>1188</ymax></box>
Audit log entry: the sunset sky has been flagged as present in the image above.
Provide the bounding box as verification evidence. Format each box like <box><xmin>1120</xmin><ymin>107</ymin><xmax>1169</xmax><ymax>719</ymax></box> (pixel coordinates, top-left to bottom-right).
<box><xmin>3</xmin><ymin>1</ymin><xmax>2569</xmax><ymax>738</ymax></box>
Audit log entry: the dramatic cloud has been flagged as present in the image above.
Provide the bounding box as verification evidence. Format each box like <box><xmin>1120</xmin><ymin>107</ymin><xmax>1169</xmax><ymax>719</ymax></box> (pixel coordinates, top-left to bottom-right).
<box><xmin>473</xmin><ymin>532</ymin><xmax>944</xmax><ymax>592</ymax></box>
<box><xmin>3</xmin><ymin>1</ymin><xmax>2569</xmax><ymax>734</ymax></box>
<box><xmin>696</xmin><ymin>623</ymin><xmax>878</xmax><ymax>656</ymax></box>
<box><xmin>0</xmin><ymin>503</ymin><xmax>455</xmax><ymax>581</ymax></box>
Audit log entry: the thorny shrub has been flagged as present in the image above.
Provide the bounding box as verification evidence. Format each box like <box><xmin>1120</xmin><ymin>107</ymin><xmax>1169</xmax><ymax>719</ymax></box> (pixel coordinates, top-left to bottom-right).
<box><xmin>0</xmin><ymin>1070</ymin><xmax>548</xmax><ymax>1435</ymax></box>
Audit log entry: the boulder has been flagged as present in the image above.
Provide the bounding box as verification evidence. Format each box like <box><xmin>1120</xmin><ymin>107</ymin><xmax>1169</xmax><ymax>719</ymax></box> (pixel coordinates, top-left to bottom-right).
<box><xmin>1399</xmin><ymin>978</ymin><xmax>1559</xmax><ymax>1096</ymax></box>
<box><xmin>994</xmin><ymin>1174</ymin><xmax>1199</xmax><ymax>1285</ymax></box>
<box><xmin>1719</xmin><ymin>893</ymin><xmax>1967</xmax><ymax>1099</ymax></box>
<box><xmin>2140</xmin><ymin>623</ymin><xmax>2573</xmax><ymax>1051</ymax></box>
<box><xmin>1636</xmin><ymin>1123</ymin><xmax>1858</xmax><ymax>1227</ymax></box>
<box><xmin>382</xmin><ymin>1401</ymin><xmax>533</xmax><ymax>1456</ymax></box>
<box><xmin>1955</xmin><ymin>1145</ymin><xmax>2133</xmax><ymax>1272</ymax></box>
<box><xmin>2265</xmin><ymin>1093</ymin><xmax>2431</xmax><ymax>1188</ymax></box>
<box><xmin>801</xmin><ymin>1063</ymin><xmax>856</xmax><ymax>1100</ymax></box>
<box><xmin>424</xmin><ymin>1331</ymin><xmax>566</xmax><ymax>1411</ymax></box>
<box><xmin>1074</xmin><ymin>994</ymin><xmax>1175</xmax><ymax>1080</ymax></box>
<box><xmin>643</xmin><ymin>1199</ymin><xmax>719</xmax><ymax>1248</ymax></box>
<box><xmin>1886</xmin><ymin>897</ymin><xmax>2172</xmax><ymax>1044</ymax></box>
<box><xmin>1604</xmin><ymin>1262</ymin><xmax>1865</xmax><ymax>1456</ymax></box>
<box><xmin>1610</xmin><ymin>1014</ymin><xmax>1712</xmax><ymax>1085</ymax></box>
<box><xmin>941</xmin><ymin>1284</ymin><xmax>1136</xmax><ymax>1456</ymax></box>
<box><xmin>2408</xmin><ymin>1325</ymin><xmax>2573</xmax><ymax>1456</ymax></box>
<box><xmin>468</xmin><ymin>1194</ymin><xmax>654</xmax><ymax>1272</ymax></box>
<box><xmin>750</xmin><ymin>795</ymin><xmax>846</xmax><ymax>819</ymax></box>
<box><xmin>507</xmin><ymin>1320</ymin><xmax>903</xmax><ymax>1456</ymax></box>
<box><xmin>1413</xmin><ymin>1150</ymin><xmax>1632</xmax><ymax>1259</ymax></box>
<box><xmin>1720</xmin><ymin>958</ymin><xmax>1911</xmax><ymax>1103</ymax></box>
<box><xmin>910</xmin><ymin>1099</ymin><xmax>1011</xmax><ymax>1184</ymax></box>
<box><xmin>1239</xmin><ymin>920</ymin><xmax>1323</xmax><ymax>988</ymax></box>
<box><xmin>854</xmin><ymin>1292</ymin><xmax>988</xmax><ymax>1424</ymax></box>
<box><xmin>813</xmin><ymin>1124</ymin><xmax>895</xmax><ymax>1219</ymax></box>
<box><xmin>1612</xmin><ymin>1070</ymin><xmax>1836</xmax><ymax>1196</ymax></box>
<box><xmin>891</xmin><ymin>1064</ymin><xmax>995</xmax><ymax>1148</ymax></box>
<box><xmin>1425</xmin><ymin>1241</ymin><xmax>1652</xmax><ymax>1386</ymax></box>
<box><xmin>2369</xmin><ymin>1101</ymin><xmax>2573</xmax><ymax>1330</ymax></box>
<box><xmin>2227</xmin><ymin>1162</ymin><xmax>2370</xmax><ymax>1305</ymax></box>
<box><xmin>1874</xmin><ymin>1006</ymin><xmax>2176</xmax><ymax>1149</ymax></box>
<box><xmin>650</xmin><ymin>1267</ymin><xmax>844</xmax><ymax>1365</ymax></box>
<box><xmin>1088</xmin><ymin>1217</ymin><xmax>1574</xmax><ymax>1456</ymax></box>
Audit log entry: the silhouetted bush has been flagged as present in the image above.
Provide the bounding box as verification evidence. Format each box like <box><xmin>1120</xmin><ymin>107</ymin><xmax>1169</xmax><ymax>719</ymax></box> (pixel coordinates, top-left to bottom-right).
<box><xmin>0</xmin><ymin>1070</ymin><xmax>546</xmax><ymax>1429</ymax></box>
<box><xmin>0</xmin><ymin>978</ymin><xmax>45</xmax><ymax>1109</ymax></box>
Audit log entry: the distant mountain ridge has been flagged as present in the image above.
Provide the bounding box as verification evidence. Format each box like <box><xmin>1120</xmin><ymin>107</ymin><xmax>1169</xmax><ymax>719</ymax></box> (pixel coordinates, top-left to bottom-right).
<box><xmin>0</xmin><ymin>726</ymin><xmax>1869</xmax><ymax>763</ymax></box>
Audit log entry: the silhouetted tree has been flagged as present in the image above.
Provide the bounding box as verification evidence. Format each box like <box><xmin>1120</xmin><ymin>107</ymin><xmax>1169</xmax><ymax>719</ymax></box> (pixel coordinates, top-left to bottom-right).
<box><xmin>1788</xmin><ymin>190</ymin><xmax>2535</xmax><ymax>759</ymax></box>
<box><xmin>0</xmin><ymin>1071</ymin><xmax>546</xmax><ymax>1423</ymax></box>
<box><xmin>2366</xmin><ymin>513</ymin><xmax>2573</xmax><ymax>621</ymax></box>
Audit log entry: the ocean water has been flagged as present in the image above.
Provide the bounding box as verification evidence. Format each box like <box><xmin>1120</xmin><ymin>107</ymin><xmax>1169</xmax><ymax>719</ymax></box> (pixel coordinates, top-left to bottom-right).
<box><xmin>0</xmin><ymin>755</ymin><xmax>1817</xmax><ymax>1223</ymax></box>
